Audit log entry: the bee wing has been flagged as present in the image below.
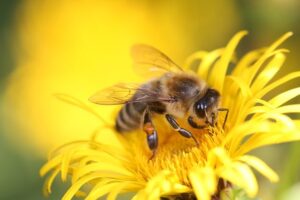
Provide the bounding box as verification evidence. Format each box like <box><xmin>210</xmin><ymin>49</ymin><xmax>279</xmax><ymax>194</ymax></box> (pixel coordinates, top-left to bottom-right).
<box><xmin>131</xmin><ymin>44</ymin><xmax>183</xmax><ymax>77</ymax></box>
<box><xmin>89</xmin><ymin>83</ymin><xmax>174</xmax><ymax>105</ymax></box>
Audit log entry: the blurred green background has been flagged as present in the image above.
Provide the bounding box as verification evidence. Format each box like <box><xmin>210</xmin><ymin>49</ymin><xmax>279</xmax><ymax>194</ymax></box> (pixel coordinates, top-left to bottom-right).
<box><xmin>0</xmin><ymin>0</ymin><xmax>299</xmax><ymax>200</ymax></box>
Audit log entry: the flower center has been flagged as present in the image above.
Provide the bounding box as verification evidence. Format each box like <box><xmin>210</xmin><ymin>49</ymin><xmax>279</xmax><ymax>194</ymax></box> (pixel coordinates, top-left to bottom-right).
<box><xmin>125</xmin><ymin>120</ymin><xmax>225</xmax><ymax>186</ymax></box>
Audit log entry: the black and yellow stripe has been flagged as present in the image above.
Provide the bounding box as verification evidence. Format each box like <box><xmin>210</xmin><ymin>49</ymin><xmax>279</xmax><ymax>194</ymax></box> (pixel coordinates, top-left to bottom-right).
<box><xmin>115</xmin><ymin>102</ymin><xmax>147</xmax><ymax>132</ymax></box>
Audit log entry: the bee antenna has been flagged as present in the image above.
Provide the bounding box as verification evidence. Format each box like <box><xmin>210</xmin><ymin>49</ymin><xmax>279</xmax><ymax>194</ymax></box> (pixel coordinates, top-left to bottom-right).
<box><xmin>218</xmin><ymin>108</ymin><xmax>229</xmax><ymax>129</ymax></box>
<box><xmin>204</xmin><ymin>109</ymin><xmax>208</xmax><ymax>119</ymax></box>
<box><xmin>204</xmin><ymin>109</ymin><xmax>210</xmax><ymax>125</ymax></box>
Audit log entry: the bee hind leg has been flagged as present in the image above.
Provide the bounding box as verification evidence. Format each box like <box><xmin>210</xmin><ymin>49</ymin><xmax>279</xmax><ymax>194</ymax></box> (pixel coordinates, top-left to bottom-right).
<box><xmin>143</xmin><ymin>110</ymin><xmax>158</xmax><ymax>160</ymax></box>
<box><xmin>165</xmin><ymin>114</ymin><xmax>199</xmax><ymax>146</ymax></box>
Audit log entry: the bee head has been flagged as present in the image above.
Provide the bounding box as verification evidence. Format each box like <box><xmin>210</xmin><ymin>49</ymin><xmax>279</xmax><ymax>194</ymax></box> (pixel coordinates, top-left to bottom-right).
<box><xmin>194</xmin><ymin>88</ymin><xmax>220</xmax><ymax>126</ymax></box>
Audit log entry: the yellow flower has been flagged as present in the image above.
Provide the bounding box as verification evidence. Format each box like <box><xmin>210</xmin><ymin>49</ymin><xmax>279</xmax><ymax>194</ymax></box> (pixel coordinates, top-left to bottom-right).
<box><xmin>40</xmin><ymin>31</ymin><xmax>300</xmax><ymax>200</ymax></box>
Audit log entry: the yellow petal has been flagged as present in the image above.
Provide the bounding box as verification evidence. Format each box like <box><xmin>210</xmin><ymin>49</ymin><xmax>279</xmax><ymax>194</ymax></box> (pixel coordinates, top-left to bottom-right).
<box><xmin>106</xmin><ymin>182</ymin><xmax>141</xmax><ymax>200</ymax></box>
<box><xmin>233</xmin><ymin>48</ymin><xmax>265</xmax><ymax>76</ymax></box>
<box><xmin>188</xmin><ymin>172</ymin><xmax>210</xmax><ymax>200</ymax></box>
<box><xmin>223</xmin><ymin>75</ymin><xmax>252</xmax><ymax>124</ymax></box>
<box><xmin>184</xmin><ymin>51</ymin><xmax>208</xmax><ymax>70</ymax></box>
<box><xmin>238</xmin><ymin>155</ymin><xmax>279</xmax><ymax>182</ymax></box>
<box><xmin>85</xmin><ymin>182</ymin><xmax>123</xmax><ymax>200</ymax></box>
<box><xmin>236</xmin><ymin>130</ymin><xmax>300</xmax><ymax>155</ymax></box>
<box><xmin>241</xmin><ymin>49</ymin><xmax>288</xmax><ymax>87</ymax></box>
<box><xmin>62</xmin><ymin>174</ymin><xmax>110</xmax><ymax>200</ymax></box>
<box><xmin>250</xmin><ymin>53</ymin><xmax>286</xmax><ymax>93</ymax></box>
<box><xmin>254</xmin><ymin>113</ymin><xmax>295</xmax><ymax>129</ymax></box>
<box><xmin>43</xmin><ymin>167</ymin><xmax>60</xmax><ymax>195</ymax></box>
<box><xmin>224</xmin><ymin>120</ymin><xmax>272</xmax><ymax>150</ymax></box>
<box><xmin>218</xmin><ymin>162</ymin><xmax>258</xmax><ymax>197</ymax></box>
<box><xmin>225</xmin><ymin>76</ymin><xmax>252</xmax><ymax>99</ymax></box>
<box><xmin>40</xmin><ymin>154</ymin><xmax>63</xmax><ymax>176</ymax></box>
<box><xmin>209</xmin><ymin>31</ymin><xmax>248</xmax><ymax>92</ymax></box>
<box><xmin>197</xmin><ymin>48</ymin><xmax>224</xmax><ymax>80</ymax></box>
<box><xmin>275</xmin><ymin>105</ymin><xmax>300</xmax><ymax>114</ymax></box>
<box><xmin>135</xmin><ymin>170</ymin><xmax>190</xmax><ymax>200</ymax></box>
<box><xmin>269</xmin><ymin>87</ymin><xmax>300</xmax><ymax>107</ymax></box>
<box><xmin>73</xmin><ymin>168</ymin><xmax>134</xmax><ymax>184</ymax></box>
<box><xmin>250</xmin><ymin>104</ymin><xmax>300</xmax><ymax>116</ymax></box>
<box><xmin>207</xmin><ymin>147</ymin><xmax>232</xmax><ymax>167</ymax></box>
<box><xmin>188</xmin><ymin>167</ymin><xmax>217</xmax><ymax>200</ymax></box>
<box><xmin>60</xmin><ymin>149</ymin><xmax>74</xmax><ymax>181</ymax></box>
<box><xmin>256</xmin><ymin>71</ymin><xmax>300</xmax><ymax>99</ymax></box>
<box><xmin>267</xmin><ymin>32</ymin><xmax>293</xmax><ymax>54</ymax></box>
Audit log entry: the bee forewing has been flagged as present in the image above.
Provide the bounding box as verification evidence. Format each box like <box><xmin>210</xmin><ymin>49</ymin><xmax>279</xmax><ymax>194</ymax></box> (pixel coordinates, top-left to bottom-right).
<box><xmin>89</xmin><ymin>83</ymin><xmax>139</xmax><ymax>105</ymax></box>
<box><xmin>89</xmin><ymin>83</ymin><xmax>174</xmax><ymax>105</ymax></box>
<box><xmin>132</xmin><ymin>64</ymin><xmax>166</xmax><ymax>78</ymax></box>
<box><xmin>131</xmin><ymin>44</ymin><xmax>183</xmax><ymax>78</ymax></box>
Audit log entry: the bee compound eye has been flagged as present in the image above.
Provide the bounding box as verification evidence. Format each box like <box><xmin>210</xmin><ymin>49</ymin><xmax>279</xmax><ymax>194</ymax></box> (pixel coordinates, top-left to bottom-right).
<box><xmin>194</xmin><ymin>101</ymin><xmax>206</xmax><ymax>118</ymax></box>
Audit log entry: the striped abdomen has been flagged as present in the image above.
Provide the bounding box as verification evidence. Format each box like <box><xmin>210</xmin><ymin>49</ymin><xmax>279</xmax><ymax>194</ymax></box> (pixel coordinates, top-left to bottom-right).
<box><xmin>115</xmin><ymin>102</ymin><xmax>147</xmax><ymax>132</ymax></box>
<box><xmin>115</xmin><ymin>79</ymin><xmax>166</xmax><ymax>133</ymax></box>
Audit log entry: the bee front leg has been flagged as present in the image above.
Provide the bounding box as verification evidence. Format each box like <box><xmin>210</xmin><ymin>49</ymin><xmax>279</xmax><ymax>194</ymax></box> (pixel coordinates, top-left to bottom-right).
<box><xmin>165</xmin><ymin>114</ymin><xmax>199</xmax><ymax>146</ymax></box>
<box><xmin>143</xmin><ymin>109</ymin><xmax>158</xmax><ymax>159</ymax></box>
<box><xmin>188</xmin><ymin>116</ymin><xmax>206</xmax><ymax>129</ymax></box>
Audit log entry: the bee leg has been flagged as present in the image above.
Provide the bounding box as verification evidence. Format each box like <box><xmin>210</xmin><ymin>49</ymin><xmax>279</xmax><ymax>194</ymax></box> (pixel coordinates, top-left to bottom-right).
<box><xmin>165</xmin><ymin>114</ymin><xmax>199</xmax><ymax>146</ymax></box>
<box><xmin>143</xmin><ymin>110</ymin><xmax>158</xmax><ymax>159</ymax></box>
<box><xmin>188</xmin><ymin>116</ymin><xmax>206</xmax><ymax>129</ymax></box>
<box><xmin>218</xmin><ymin>108</ymin><xmax>229</xmax><ymax>128</ymax></box>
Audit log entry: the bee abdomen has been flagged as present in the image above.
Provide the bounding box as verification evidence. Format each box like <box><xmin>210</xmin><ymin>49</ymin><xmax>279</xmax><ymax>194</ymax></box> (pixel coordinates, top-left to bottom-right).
<box><xmin>115</xmin><ymin>102</ymin><xmax>146</xmax><ymax>132</ymax></box>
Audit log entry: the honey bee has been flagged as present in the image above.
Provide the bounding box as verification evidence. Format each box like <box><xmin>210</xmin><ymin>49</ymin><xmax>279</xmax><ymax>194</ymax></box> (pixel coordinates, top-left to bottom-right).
<box><xmin>89</xmin><ymin>45</ymin><xmax>228</xmax><ymax>158</ymax></box>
